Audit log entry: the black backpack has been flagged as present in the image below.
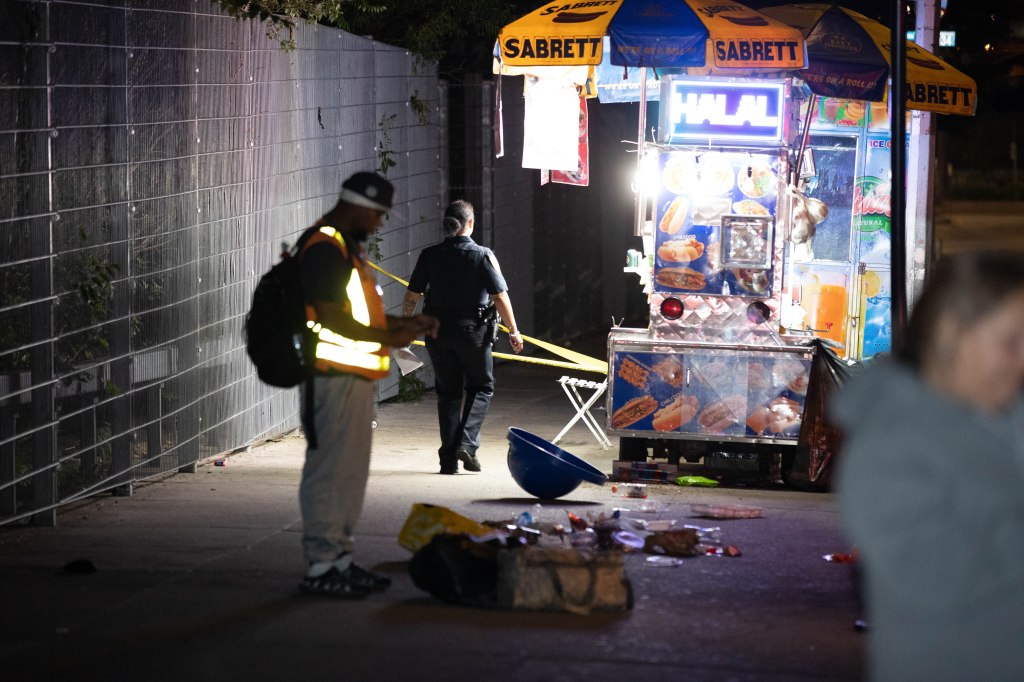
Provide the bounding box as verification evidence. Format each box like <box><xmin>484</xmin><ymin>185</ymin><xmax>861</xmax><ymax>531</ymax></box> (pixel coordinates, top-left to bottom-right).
<box><xmin>245</xmin><ymin>228</ymin><xmax>318</xmax><ymax>388</ymax></box>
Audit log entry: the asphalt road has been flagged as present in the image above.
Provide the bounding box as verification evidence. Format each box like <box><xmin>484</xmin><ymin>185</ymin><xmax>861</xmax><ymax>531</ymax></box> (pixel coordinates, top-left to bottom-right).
<box><xmin>935</xmin><ymin>201</ymin><xmax>1024</xmax><ymax>254</ymax></box>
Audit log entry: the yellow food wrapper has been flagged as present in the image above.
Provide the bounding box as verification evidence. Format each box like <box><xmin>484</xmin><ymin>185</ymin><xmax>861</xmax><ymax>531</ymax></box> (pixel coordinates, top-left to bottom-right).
<box><xmin>397</xmin><ymin>503</ymin><xmax>490</xmax><ymax>553</ymax></box>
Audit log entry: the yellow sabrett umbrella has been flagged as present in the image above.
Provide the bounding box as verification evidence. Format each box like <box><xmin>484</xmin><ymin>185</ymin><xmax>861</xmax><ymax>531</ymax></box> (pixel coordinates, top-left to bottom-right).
<box><xmin>497</xmin><ymin>0</ymin><xmax>806</xmax><ymax>71</ymax></box>
<box><xmin>759</xmin><ymin>3</ymin><xmax>976</xmax><ymax>116</ymax></box>
<box><xmin>498</xmin><ymin>1</ymin><xmax>616</xmax><ymax>67</ymax></box>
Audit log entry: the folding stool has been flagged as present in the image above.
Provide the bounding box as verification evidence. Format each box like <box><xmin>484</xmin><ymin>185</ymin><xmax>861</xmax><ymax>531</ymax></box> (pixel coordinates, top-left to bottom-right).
<box><xmin>552</xmin><ymin>376</ymin><xmax>611</xmax><ymax>449</ymax></box>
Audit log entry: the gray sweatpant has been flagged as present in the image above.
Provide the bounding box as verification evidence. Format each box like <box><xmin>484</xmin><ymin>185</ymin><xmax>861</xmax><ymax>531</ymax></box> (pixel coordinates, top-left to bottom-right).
<box><xmin>299</xmin><ymin>373</ymin><xmax>375</xmax><ymax>564</ymax></box>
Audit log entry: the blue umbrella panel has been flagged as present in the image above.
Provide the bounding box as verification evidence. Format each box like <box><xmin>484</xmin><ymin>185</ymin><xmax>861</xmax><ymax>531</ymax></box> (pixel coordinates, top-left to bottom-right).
<box><xmin>608</xmin><ymin>0</ymin><xmax>709</xmax><ymax>68</ymax></box>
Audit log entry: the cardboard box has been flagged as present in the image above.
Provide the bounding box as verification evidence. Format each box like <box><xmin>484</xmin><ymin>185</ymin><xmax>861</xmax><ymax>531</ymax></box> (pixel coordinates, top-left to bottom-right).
<box><xmin>611</xmin><ymin>460</ymin><xmax>679</xmax><ymax>481</ymax></box>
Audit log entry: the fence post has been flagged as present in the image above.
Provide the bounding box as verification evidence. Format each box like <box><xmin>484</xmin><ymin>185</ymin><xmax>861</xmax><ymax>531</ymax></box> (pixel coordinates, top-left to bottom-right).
<box><xmin>110</xmin><ymin>358</ymin><xmax>133</xmax><ymax>497</ymax></box>
<box><xmin>79</xmin><ymin>394</ymin><xmax>97</xmax><ymax>477</ymax></box>
<box><xmin>148</xmin><ymin>383</ymin><xmax>163</xmax><ymax>468</ymax></box>
<box><xmin>0</xmin><ymin>406</ymin><xmax>15</xmax><ymax>518</ymax></box>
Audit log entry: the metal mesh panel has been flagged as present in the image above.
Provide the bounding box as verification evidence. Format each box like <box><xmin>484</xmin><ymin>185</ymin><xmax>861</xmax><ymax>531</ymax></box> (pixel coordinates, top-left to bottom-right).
<box><xmin>0</xmin><ymin>1</ymin><xmax>443</xmax><ymax>525</ymax></box>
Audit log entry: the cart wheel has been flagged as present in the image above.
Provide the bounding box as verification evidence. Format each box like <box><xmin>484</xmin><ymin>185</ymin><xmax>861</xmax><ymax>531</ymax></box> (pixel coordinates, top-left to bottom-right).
<box><xmin>371</xmin><ymin>419</ymin><xmax>378</xmax><ymax>430</ymax></box>
<box><xmin>618</xmin><ymin>437</ymin><xmax>647</xmax><ymax>462</ymax></box>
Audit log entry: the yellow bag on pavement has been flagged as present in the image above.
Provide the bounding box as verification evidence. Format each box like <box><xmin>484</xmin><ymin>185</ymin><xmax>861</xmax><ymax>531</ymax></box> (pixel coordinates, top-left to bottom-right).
<box><xmin>397</xmin><ymin>503</ymin><xmax>490</xmax><ymax>553</ymax></box>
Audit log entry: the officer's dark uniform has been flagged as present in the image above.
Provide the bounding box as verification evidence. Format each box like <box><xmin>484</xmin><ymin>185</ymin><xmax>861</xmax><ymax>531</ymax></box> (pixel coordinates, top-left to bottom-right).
<box><xmin>407</xmin><ymin>236</ymin><xmax>507</xmax><ymax>471</ymax></box>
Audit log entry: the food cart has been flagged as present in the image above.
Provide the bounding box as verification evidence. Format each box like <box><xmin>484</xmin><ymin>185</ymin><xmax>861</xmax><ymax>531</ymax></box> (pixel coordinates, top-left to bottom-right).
<box><xmin>495</xmin><ymin>1</ymin><xmax>977</xmax><ymax>482</ymax></box>
<box><xmin>607</xmin><ymin>4</ymin><xmax>977</xmax><ymax>477</ymax></box>
<box><xmin>608</xmin><ymin>80</ymin><xmax>892</xmax><ymax>471</ymax></box>
<box><xmin>609</xmin><ymin>74</ymin><xmax>809</xmax><ymax>468</ymax></box>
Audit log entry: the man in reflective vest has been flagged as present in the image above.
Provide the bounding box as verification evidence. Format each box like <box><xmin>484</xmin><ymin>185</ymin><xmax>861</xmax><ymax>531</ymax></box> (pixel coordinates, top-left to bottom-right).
<box><xmin>297</xmin><ymin>172</ymin><xmax>438</xmax><ymax>598</ymax></box>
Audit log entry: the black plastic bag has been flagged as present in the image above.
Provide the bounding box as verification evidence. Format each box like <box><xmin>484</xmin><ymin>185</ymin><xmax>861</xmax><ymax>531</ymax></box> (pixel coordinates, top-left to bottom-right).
<box><xmin>787</xmin><ymin>340</ymin><xmax>858</xmax><ymax>491</ymax></box>
<box><xmin>408</xmin><ymin>533</ymin><xmax>501</xmax><ymax>608</ymax></box>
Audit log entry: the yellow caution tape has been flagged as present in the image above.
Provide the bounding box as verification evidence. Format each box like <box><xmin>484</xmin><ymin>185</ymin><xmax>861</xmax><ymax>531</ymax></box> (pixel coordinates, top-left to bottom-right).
<box><xmin>367</xmin><ymin>261</ymin><xmax>410</xmax><ymax>286</ymax></box>
<box><xmin>497</xmin><ymin>324</ymin><xmax>607</xmax><ymax>373</ymax></box>
<box><xmin>370</xmin><ymin>261</ymin><xmax>607</xmax><ymax>375</ymax></box>
<box><xmin>409</xmin><ymin>341</ymin><xmax>604</xmax><ymax>374</ymax></box>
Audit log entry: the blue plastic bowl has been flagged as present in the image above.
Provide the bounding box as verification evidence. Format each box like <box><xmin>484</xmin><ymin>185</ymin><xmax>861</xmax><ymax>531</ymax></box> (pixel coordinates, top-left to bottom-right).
<box><xmin>506</xmin><ymin>427</ymin><xmax>608</xmax><ymax>499</ymax></box>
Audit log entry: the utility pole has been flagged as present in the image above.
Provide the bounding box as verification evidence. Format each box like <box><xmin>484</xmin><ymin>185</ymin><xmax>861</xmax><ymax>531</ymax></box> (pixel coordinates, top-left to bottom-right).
<box><xmin>1013</xmin><ymin>119</ymin><xmax>1020</xmax><ymax>200</ymax></box>
<box><xmin>906</xmin><ymin>0</ymin><xmax>940</xmax><ymax>310</ymax></box>
<box><xmin>891</xmin><ymin>1</ymin><xmax>908</xmax><ymax>348</ymax></box>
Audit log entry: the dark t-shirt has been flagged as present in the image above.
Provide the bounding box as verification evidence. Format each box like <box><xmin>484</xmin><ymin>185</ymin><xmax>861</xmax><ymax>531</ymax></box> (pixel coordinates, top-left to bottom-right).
<box><xmin>300</xmin><ymin>232</ymin><xmax>354</xmax><ymax>305</ymax></box>
<box><xmin>407</xmin><ymin>236</ymin><xmax>507</xmax><ymax>318</ymax></box>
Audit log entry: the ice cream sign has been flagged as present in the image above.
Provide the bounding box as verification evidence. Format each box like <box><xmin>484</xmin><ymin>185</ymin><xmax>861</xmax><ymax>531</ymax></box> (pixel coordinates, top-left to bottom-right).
<box><xmin>660</xmin><ymin>78</ymin><xmax>785</xmax><ymax>145</ymax></box>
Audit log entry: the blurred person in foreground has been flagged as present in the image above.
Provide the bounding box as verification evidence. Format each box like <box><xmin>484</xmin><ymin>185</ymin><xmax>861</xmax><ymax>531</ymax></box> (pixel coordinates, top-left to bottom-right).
<box><xmin>403</xmin><ymin>200</ymin><xmax>523</xmax><ymax>474</ymax></box>
<box><xmin>833</xmin><ymin>249</ymin><xmax>1024</xmax><ymax>680</ymax></box>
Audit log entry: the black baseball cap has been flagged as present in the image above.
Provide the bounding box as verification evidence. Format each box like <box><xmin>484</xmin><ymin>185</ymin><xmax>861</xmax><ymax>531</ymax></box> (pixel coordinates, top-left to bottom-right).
<box><xmin>339</xmin><ymin>172</ymin><xmax>395</xmax><ymax>212</ymax></box>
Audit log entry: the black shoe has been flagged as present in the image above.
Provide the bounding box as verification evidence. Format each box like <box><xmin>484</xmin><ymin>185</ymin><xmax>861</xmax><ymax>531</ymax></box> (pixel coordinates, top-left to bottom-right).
<box><xmin>343</xmin><ymin>563</ymin><xmax>392</xmax><ymax>591</ymax></box>
<box><xmin>300</xmin><ymin>567</ymin><xmax>372</xmax><ymax>598</ymax></box>
<box><xmin>439</xmin><ymin>455</ymin><xmax>458</xmax><ymax>475</ymax></box>
<box><xmin>456</xmin><ymin>449</ymin><xmax>481</xmax><ymax>472</ymax></box>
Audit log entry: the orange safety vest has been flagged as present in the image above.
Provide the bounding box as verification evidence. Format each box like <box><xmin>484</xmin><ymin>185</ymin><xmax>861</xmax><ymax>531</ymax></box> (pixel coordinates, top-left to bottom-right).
<box><xmin>301</xmin><ymin>226</ymin><xmax>390</xmax><ymax>380</ymax></box>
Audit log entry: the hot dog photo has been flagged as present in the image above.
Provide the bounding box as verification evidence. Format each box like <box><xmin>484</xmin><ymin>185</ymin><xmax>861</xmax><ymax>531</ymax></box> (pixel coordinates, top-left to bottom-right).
<box><xmin>697</xmin><ymin>395</ymin><xmax>748</xmax><ymax>434</ymax></box>
<box><xmin>658</xmin><ymin>197</ymin><xmax>689</xmax><ymax>235</ymax></box>
<box><xmin>657</xmin><ymin>236</ymin><xmax>705</xmax><ymax>264</ymax></box>
<box><xmin>611</xmin><ymin>395</ymin><xmax>658</xmax><ymax>430</ymax></box>
<box><xmin>655</xmin><ymin>266</ymin><xmax>706</xmax><ymax>291</ymax></box>
<box><xmin>652</xmin><ymin>394</ymin><xmax>701</xmax><ymax>432</ymax></box>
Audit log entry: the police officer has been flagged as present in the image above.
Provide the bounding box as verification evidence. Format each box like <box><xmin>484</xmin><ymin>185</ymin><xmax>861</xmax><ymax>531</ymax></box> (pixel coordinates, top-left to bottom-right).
<box><xmin>403</xmin><ymin>200</ymin><xmax>523</xmax><ymax>474</ymax></box>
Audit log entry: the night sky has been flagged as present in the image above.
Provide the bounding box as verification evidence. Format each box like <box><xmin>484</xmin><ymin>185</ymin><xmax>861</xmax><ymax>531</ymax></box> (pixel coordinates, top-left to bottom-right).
<box><xmin>744</xmin><ymin>1</ymin><xmax>894</xmax><ymax>21</ymax></box>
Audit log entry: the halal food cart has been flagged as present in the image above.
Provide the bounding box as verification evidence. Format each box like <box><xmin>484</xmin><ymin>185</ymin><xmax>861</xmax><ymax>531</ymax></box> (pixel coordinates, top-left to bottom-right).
<box><xmin>495</xmin><ymin>1</ymin><xmax>977</xmax><ymax>479</ymax></box>
<box><xmin>609</xmin><ymin>78</ymin><xmax>897</xmax><ymax>470</ymax></box>
<box><xmin>609</xmin><ymin>74</ymin><xmax>815</xmax><ymax>467</ymax></box>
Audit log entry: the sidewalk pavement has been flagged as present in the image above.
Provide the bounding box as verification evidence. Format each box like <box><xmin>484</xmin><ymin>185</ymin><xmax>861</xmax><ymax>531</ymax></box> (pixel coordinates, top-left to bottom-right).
<box><xmin>0</xmin><ymin>353</ymin><xmax>865</xmax><ymax>681</ymax></box>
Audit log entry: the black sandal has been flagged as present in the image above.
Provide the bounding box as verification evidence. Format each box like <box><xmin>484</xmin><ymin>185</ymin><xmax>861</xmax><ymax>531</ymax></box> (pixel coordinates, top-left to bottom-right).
<box><xmin>345</xmin><ymin>563</ymin><xmax>392</xmax><ymax>591</ymax></box>
<box><xmin>300</xmin><ymin>567</ymin><xmax>372</xmax><ymax>598</ymax></box>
